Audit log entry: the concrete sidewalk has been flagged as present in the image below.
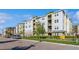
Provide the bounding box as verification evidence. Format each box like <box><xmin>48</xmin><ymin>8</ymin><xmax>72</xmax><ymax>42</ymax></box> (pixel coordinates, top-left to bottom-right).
<box><xmin>22</xmin><ymin>39</ymin><xmax>79</xmax><ymax>50</ymax></box>
<box><xmin>0</xmin><ymin>38</ymin><xmax>79</xmax><ymax>50</ymax></box>
<box><xmin>24</xmin><ymin>39</ymin><xmax>79</xmax><ymax>47</ymax></box>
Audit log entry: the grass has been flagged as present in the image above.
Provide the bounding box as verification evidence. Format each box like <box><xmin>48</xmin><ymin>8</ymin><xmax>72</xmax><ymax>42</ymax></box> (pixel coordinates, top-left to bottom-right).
<box><xmin>45</xmin><ymin>39</ymin><xmax>79</xmax><ymax>45</ymax></box>
<box><xmin>22</xmin><ymin>37</ymin><xmax>79</xmax><ymax>45</ymax></box>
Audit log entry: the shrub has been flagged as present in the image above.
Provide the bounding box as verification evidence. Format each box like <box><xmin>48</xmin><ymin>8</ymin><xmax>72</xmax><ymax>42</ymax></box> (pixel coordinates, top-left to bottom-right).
<box><xmin>65</xmin><ymin>36</ymin><xmax>75</xmax><ymax>38</ymax></box>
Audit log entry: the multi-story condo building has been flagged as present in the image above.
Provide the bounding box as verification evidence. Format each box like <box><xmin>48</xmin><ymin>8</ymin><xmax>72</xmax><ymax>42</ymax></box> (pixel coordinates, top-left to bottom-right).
<box><xmin>16</xmin><ymin>23</ymin><xmax>24</xmax><ymax>36</ymax></box>
<box><xmin>3</xmin><ymin>29</ymin><xmax>6</xmax><ymax>37</ymax></box>
<box><xmin>51</xmin><ymin>10</ymin><xmax>72</xmax><ymax>36</ymax></box>
<box><xmin>23</xmin><ymin>16</ymin><xmax>43</xmax><ymax>36</ymax></box>
<box><xmin>24</xmin><ymin>20</ymin><xmax>33</xmax><ymax>36</ymax></box>
<box><xmin>35</xmin><ymin>10</ymin><xmax>72</xmax><ymax>36</ymax></box>
<box><xmin>72</xmin><ymin>25</ymin><xmax>79</xmax><ymax>36</ymax></box>
<box><xmin>3</xmin><ymin>27</ymin><xmax>15</xmax><ymax>37</ymax></box>
<box><xmin>23</xmin><ymin>10</ymin><xmax>72</xmax><ymax>37</ymax></box>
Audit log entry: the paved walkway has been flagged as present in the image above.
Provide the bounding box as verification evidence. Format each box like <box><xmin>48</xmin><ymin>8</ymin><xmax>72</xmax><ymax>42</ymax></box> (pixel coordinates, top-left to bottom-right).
<box><xmin>0</xmin><ymin>38</ymin><xmax>79</xmax><ymax>50</ymax></box>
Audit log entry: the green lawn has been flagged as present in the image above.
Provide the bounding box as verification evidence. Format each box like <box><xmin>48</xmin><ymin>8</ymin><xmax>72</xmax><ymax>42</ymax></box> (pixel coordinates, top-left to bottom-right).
<box><xmin>22</xmin><ymin>37</ymin><xmax>79</xmax><ymax>45</ymax></box>
<box><xmin>45</xmin><ymin>39</ymin><xmax>79</xmax><ymax>45</ymax></box>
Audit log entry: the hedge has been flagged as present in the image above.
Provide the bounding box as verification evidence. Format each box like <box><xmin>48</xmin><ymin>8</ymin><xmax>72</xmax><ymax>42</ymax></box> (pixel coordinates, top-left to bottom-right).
<box><xmin>22</xmin><ymin>36</ymin><xmax>79</xmax><ymax>40</ymax></box>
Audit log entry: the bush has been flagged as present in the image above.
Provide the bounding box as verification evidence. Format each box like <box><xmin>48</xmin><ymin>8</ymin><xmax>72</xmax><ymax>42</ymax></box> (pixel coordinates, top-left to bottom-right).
<box><xmin>65</xmin><ymin>36</ymin><xmax>75</xmax><ymax>38</ymax></box>
<box><xmin>22</xmin><ymin>36</ymin><xmax>79</xmax><ymax>45</ymax></box>
<box><xmin>23</xmin><ymin>36</ymin><xmax>79</xmax><ymax>45</ymax></box>
<box><xmin>23</xmin><ymin>36</ymin><xmax>61</xmax><ymax>40</ymax></box>
<box><xmin>23</xmin><ymin>36</ymin><xmax>79</xmax><ymax>40</ymax></box>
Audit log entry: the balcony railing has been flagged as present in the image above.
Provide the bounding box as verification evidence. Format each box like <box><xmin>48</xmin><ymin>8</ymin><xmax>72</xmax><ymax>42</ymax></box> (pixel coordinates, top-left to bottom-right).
<box><xmin>48</xmin><ymin>20</ymin><xmax>52</xmax><ymax>23</ymax></box>
<box><xmin>48</xmin><ymin>18</ymin><xmax>52</xmax><ymax>20</ymax></box>
<box><xmin>48</xmin><ymin>23</ymin><xmax>52</xmax><ymax>26</ymax></box>
<box><xmin>48</xmin><ymin>29</ymin><xmax>52</xmax><ymax>32</ymax></box>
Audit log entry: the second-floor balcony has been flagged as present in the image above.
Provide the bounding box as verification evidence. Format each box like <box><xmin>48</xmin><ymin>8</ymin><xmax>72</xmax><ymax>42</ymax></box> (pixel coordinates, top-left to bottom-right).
<box><xmin>48</xmin><ymin>29</ymin><xmax>52</xmax><ymax>33</ymax></box>
<box><xmin>48</xmin><ymin>20</ymin><xmax>52</xmax><ymax>23</ymax></box>
<box><xmin>48</xmin><ymin>23</ymin><xmax>52</xmax><ymax>26</ymax></box>
<box><xmin>48</xmin><ymin>18</ymin><xmax>52</xmax><ymax>20</ymax></box>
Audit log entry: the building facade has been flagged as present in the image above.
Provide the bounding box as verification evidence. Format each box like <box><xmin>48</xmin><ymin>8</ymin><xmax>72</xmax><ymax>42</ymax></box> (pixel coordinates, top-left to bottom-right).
<box><xmin>18</xmin><ymin>10</ymin><xmax>73</xmax><ymax>37</ymax></box>
<box><xmin>16</xmin><ymin>23</ymin><xmax>24</xmax><ymax>36</ymax></box>
<box><xmin>24</xmin><ymin>20</ymin><xmax>33</xmax><ymax>36</ymax></box>
<box><xmin>3</xmin><ymin>27</ymin><xmax>15</xmax><ymax>37</ymax></box>
<box><xmin>72</xmin><ymin>25</ymin><xmax>79</xmax><ymax>36</ymax></box>
<box><xmin>35</xmin><ymin>10</ymin><xmax>72</xmax><ymax>36</ymax></box>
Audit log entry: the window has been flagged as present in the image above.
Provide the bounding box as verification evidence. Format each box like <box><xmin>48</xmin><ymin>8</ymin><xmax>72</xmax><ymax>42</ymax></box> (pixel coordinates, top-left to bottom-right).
<box><xmin>57</xmin><ymin>14</ymin><xmax>59</xmax><ymax>16</ymax></box>
<box><xmin>55</xmin><ymin>14</ymin><xmax>56</xmax><ymax>17</ymax></box>
<box><xmin>55</xmin><ymin>13</ymin><xmax>59</xmax><ymax>17</ymax></box>
<box><xmin>55</xmin><ymin>20</ymin><xmax>56</xmax><ymax>23</ymax></box>
<box><xmin>54</xmin><ymin>19</ymin><xmax>59</xmax><ymax>23</ymax></box>
<box><xmin>55</xmin><ymin>27</ymin><xmax>56</xmax><ymax>29</ymax></box>
<box><xmin>57</xmin><ymin>19</ymin><xmax>59</xmax><ymax>23</ymax></box>
<box><xmin>55</xmin><ymin>27</ymin><xmax>59</xmax><ymax>30</ymax></box>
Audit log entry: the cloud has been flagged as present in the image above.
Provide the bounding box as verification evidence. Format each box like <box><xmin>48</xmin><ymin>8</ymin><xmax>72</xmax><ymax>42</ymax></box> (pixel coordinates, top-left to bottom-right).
<box><xmin>0</xmin><ymin>13</ymin><xmax>33</xmax><ymax>33</ymax></box>
<box><xmin>74</xmin><ymin>11</ymin><xmax>79</xmax><ymax>20</ymax></box>
<box><xmin>0</xmin><ymin>12</ymin><xmax>33</xmax><ymax>24</ymax></box>
<box><xmin>64</xmin><ymin>10</ymin><xmax>79</xmax><ymax>24</ymax></box>
<box><xmin>0</xmin><ymin>13</ymin><xmax>12</xmax><ymax>24</ymax></box>
<box><xmin>0</xmin><ymin>20</ymin><xmax>5</xmax><ymax>24</ymax></box>
<box><xmin>0</xmin><ymin>13</ymin><xmax>33</xmax><ymax>26</ymax></box>
<box><xmin>15</xmin><ymin>14</ymin><xmax>33</xmax><ymax>20</ymax></box>
<box><xmin>22</xmin><ymin>15</ymin><xmax>33</xmax><ymax>19</ymax></box>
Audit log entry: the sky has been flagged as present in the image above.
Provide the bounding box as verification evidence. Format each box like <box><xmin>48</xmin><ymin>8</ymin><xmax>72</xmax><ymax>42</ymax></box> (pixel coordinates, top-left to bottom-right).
<box><xmin>0</xmin><ymin>9</ymin><xmax>79</xmax><ymax>33</ymax></box>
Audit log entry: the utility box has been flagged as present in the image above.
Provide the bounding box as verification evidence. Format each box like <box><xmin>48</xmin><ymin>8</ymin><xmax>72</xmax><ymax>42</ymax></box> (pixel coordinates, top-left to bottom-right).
<box><xmin>59</xmin><ymin>36</ymin><xmax>65</xmax><ymax>39</ymax></box>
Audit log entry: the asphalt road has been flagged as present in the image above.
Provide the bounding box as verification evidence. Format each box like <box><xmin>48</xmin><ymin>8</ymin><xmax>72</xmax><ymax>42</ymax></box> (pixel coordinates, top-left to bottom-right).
<box><xmin>0</xmin><ymin>38</ymin><xmax>79</xmax><ymax>50</ymax></box>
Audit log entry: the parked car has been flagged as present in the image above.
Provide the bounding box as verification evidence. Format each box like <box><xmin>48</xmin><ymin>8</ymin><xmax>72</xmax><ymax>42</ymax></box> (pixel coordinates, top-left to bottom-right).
<box><xmin>11</xmin><ymin>35</ymin><xmax>21</xmax><ymax>39</ymax></box>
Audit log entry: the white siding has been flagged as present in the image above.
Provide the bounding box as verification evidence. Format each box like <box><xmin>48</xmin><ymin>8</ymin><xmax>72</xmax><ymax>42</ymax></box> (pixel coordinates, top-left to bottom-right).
<box><xmin>23</xmin><ymin>10</ymin><xmax>72</xmax><ymax>36</ymax></box>
<box><xmin>52</xmin><ymin>11</ymin><xmax>64</xmax><ymax>32</ymax></box>
<box><xmin>24</xmin><ymin>20</ymin><xmax>33</xmax><ymax>36</ymax></box>
<box><xmin>66</xmin><ymin>17</ymin><xmax>72</xmax><ymax>34</ymax></box>
<box><xmin>15</xmin><ymin>26</ymin><xmax>18</xmax><ymax>34</ymax></box>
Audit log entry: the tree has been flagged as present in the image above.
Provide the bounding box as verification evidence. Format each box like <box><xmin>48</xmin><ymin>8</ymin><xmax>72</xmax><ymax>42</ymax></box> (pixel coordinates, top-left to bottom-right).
<box><xmin>35</xmin><ymin>22</ymin><xmax>45</xmax><ymax>41</ymax></box>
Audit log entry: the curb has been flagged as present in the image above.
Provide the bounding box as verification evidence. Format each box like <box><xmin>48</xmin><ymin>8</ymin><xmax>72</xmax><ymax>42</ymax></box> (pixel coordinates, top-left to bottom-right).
<box><xmin>24</xmin><ymin>39</ymin><xmax>79</xmax><ymax>48</ymax></box>
<box><xmin>41</xmin><ymin>41</ymin><xmax>79</xmax><ymax>48</ymax></box>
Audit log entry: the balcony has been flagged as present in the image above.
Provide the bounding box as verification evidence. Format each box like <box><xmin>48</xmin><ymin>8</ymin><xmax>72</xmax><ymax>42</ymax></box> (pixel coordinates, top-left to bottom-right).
<box><xmin>48</xmin><ymin>14</ymin><xmax>52</xmax><ymax>20</ymax></box>
<box><xmin>48</xmin><ymin>26</ymin><xmax>52</xmax><ymax>29</ymax></box>
<box><xmin>33</xmin><ymin>20</ymin><xmax>35</xmax><ymax>22</ymax></box>
<box><xmin>48</xmin><ymin>29</ymin><xmax>52</xmax><ymax>32</ymax></box>
<box><xmin>33</xmin><ymin>23</ymin><xmax>35</xmax><ymax>25</ymax></box>
<box><xmin>48</xmin><ymin>18</ymin><xmax>52</xmax><ymax>20</ymax></box>
<box><xmin>48</xmin><ymin>23</ymin><xmax>52</xmax><ymax>26</ymax></box>
<box><xmin>48</xmin><ymin>20</ymin><xmax>52</xmax><ymax>23</ymax></box>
